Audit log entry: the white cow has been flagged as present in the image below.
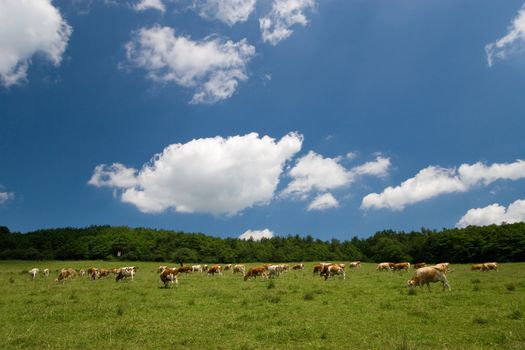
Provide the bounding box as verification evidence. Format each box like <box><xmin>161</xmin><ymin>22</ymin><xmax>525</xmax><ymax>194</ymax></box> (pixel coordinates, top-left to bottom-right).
<box><xmin>29</xmin><ymin>268</ymin><xmax>40</xmax><ymax>280</ymax></box>
<box><xmin>43</xmin><ymin>268</ymin><xmax>50</xmax><ymax>278</ymax></box>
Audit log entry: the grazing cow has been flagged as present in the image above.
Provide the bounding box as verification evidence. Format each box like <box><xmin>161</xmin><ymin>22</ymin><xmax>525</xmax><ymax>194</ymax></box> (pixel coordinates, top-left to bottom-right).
<box><xmin>224</xmin><ymin>264</ymin><xmax>233</xmax><ymax>271</ymax></box>
<box><xmin>56</xmin><ymin>268</ymin><xmax>78</xmax><ymax>282</ymax></box>
<box><xmin>349</xmin><ymin>261</ymin><xmax>361</xmax><ymax>269</ymax></box>
<box><xmin>178</xmin><ymin>266</ymin><xmax>193</xmax><ymax>274</ymax></box>
<box><xmin>43</xmin><ymin>268</ymin><xmax>50</xmax><ymax>278</ymax></box>
<box><xmin>392</xmin><ymin>262</ymin><xmax>411</xmax><ymax>272</ymax></box>
<box><xmin>471</xmin><ymin>263</ymin><xmax>485</xmax><ymax>271</ymax></box>
<box><xmin>78</xmin><ymin>269</ymin><xmax>85</xmax><ymax>277</ymax></box>
<box><xmin>115</xmin><ymin>266</ymin><xmax>137</xmax><ymax>282</ymax></box>
<box><xmin>293</xmin><ymin>263</ymin><xmax>304</xmax><ymax>270</ymax></box>
<box><xmin>321</xmin><ymin>264</ymin><xmax>346</xmax><ymax>281</ymax></box>
<box><xmin>29</xmin><ymin>268</ymin><xmax>40</xmax><ymax>280</ymax></box>
<box><xmin>97</xmin><ymin>269</ymin><xmax>111</xmax><ymax>279</ymax></box>
<box><xmin>280</xmin><ymin>264</ymin><xmax>290</xmax><ymax>272</ymax></box>
<box><xmin>207</xmin><ymin>265</ymin><xmax>222</xmax><ymax>276</ymax></box>
<box><xmin>87</xmin><ymin>267</ymin><xmax>99</xmax><ymax>280</ymax></box>
<box><xmin>413</xmin><ymin>263</ymin><xmax>426</xmax><ymax>269</ymax></box>
<box><xmin>266</xmin><ymin>264</ymin><xmax>283</xmax><ymax>278</ymax></box>
<box><xmin>233</xmin><ymin>264</ymin><xmax>245</xmax><ymax>275</ymax></box>
<box><xmin>191</xmin><ymin>265</ymin><xmax>203</xmax><ymax>273</ymax></box>
<box><xmin>160</xmin><ymin>268</ymin><xmax>179</xmax><ymax>288</ymax></box>
<box><xmin>483</xmin><ymin>262</ymin><xmax>498</xmax><ymax>271</ymax></box>
<box><xmin>313</xmin><ymin>264</ymin><xmax>323</xmax><ymax>274</ymax></box>
<box><xmin>203</xmin><ymin>264</ymin><xmax>209</xmax><ymax>272</ymax></box>
<box><xmin>433</xmin><ymin>263</ymin><xmax>450</xmax><ymax>274</ymax></box>
<box><xmin>407</xmin><ymin>266</ymin><xmax>451</xmax><ymax>292</ymax></box>
<box><xmin>376</xmin><ymin>262</ymin><xmax>392</xmax><ymax>271</ymax></box>
<box><xmin>243</xmin><ymin>266</ymin><xmax>268</xmax><ymax>281</ymax></box>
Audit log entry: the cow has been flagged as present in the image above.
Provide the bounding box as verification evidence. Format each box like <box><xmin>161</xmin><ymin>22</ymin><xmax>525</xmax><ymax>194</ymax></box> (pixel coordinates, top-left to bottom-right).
<box><xmin>56</xmin><ymin>268</ymin><xmax>78</xmax><ymax>282</ymax></box>
<box><xmin>191</xmin><ymin>265</ymin><xmax>203</xmax><ymax>273</ymax></box>
<box><xmin>43</xmin><ymin>268</ymin><xmax>50</xmax><ymax>278</ymax></box>
<box><xmin>266</xmin><ymin>264</ymin><xmax>283</xmax><ymax>278</ymax></box>
<box><xmin>280</xmin><ymin>264</ymin><xmax>290</xmax><ymax>272</ymax></box>
<box><xmin>87</xmin><ymin>267</ymin><xmax>99</xmax><ymax>280</ymax></box>
<box><xmin>224</xmin><ymin>264</ymin><xmax>233</xmax><ymax>271</ymax></box>
<box><xmin>233</xmin><ymin>264</ymin><xmax>245</xmax><ymax>275</ymax></box>
<box><xmin>413</xmin><ymin>262</ymin><xmax>426</xmax><ymax>269</ymax></box>
<box><xmin>160</xmin><ymin>268</ymin><xmax>179</xmax><ymax>288</ymax></box>
<box><xmin>349</xmin><ymin>261</ymin><xmax>361</xmax><ymax>269</ymax></box>
<box><xmin>207</xmin><ymin>265</ymin><xmax>222</xmax><ymax>276</ymax></box>
<box><xmin>392</xmin><ymin>262</ymin><xmax>411</xmax><ymax>272</ymax></box>
<box><xmin>321</xmin><ymin>264</ymin><xmax>346</xmax><ymax>281</ymax></box>
<box><xmin>483</xmin><ymin>262</ymin><xmax>498</xmax><ymax>271</ymax></box>
<box><xmin>78</xmin><ymin>269</ymin><xmax>86</xmax><ymax>277</ymax></box>
<box><xmin>115</xmin><ymin>266</ymin><xmax>137</xmax><ymax>282</ymax></box>
<box><xmin>158</xmin><ymin>266</ymin><xmax>168</xmax><ymax>273</ymax></box>
<box><xmin>29</xmin><ymin>268</ymin><xmax>40</xmax><ymax>280</ymax></box>
<box><xmin>244</xmin><ymin>266</ymin><xmax>268</xmax><ymax>281</ymax></box>
<box><xmin>97</xmin><ymin>269</ymin><xmax>112</xmax><ymax>279</ymax></box>
<box><xmin>293</xmin><ymin>263</ymin><xmax>304</xmax><ymax>270</ymax></box>
<box><xmin>313</xmin><ymin>264</ymin><xmax>323</xmax><ymax>274</ymax></box>
<box><xmin>178</xmin><ymin>266</ymin><xmax>193</xmax><ymax>274</ymax></box>
<box><xmin>376</xmin><ymin>262</ymin><xmax>392</xmax><ymax>271</ymax></box>
<box><xmin>203</xmin><ymin>264</ymin><xmax>209</xmax><ymax>272</ymax></box>
<box><xmin>471</xmin><ymin>263</ymin><xmax>485</xmax><ymax>271</ymax></box>
<box><xmin>407</xmin><ymin>266</ymin><xmax>451</xmax><ymax>292</ymax></box>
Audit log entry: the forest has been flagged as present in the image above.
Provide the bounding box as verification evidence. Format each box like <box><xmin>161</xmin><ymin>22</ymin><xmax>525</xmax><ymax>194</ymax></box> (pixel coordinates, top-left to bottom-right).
<box><xmin>0</xmin><ymin>223</ymin><xmax>524</xmax><ymax>263</ymax></box>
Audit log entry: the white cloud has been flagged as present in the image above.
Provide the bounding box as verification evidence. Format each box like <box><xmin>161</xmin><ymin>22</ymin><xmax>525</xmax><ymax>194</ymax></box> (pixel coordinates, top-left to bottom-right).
<box><xmin>307</xmin><ymin>193</ymin><xmax>339</xmax><ymax>211</ymax></box>
<box><xmin>457</xmin><ymin>199</ymin><xmax>525</xmax><ymax>228</ymax></box>
<box><xmin>134</xmin><ymin>0</ymin><xmax>166</xmax><ymax>13</ymax></box>
<box><xmin>362</xmin><ymin>160</ymin><xmax>525</xmax><ymax>211</ymax></box>
<box><xmin>260</xmin><ymin>0</ymin><xmax>316</xmax><ymax>45</ymax></box>
<box><xmin>126</xmin><ymin>26</ymin><xmax>255</xmax><ymax>104</ymax></box>
<box><xmin>194</xmin><ymin>0</ymin><xmax>256</xmax><ymax>25</ymax></box>
<box><xmin>89</xmin><ymin>132</ymin><xmax>303</xmax><ymax>215</ymax></box>
<box><xmin>0</xmin><ymin>0</ymin><xmax>72</xmax><ymax>87</ymax></box>
<box><xmin>282</xmin><ymin>151</ymin><xmax>351</xmax><ymax>198</ymax></box>
<box><xmin>353</xmin><ymin>156</ymin><xmax>391</xmax><ymax>178</ymax></box>
<box><xmin>0</xmin><ymin>191</ymin><xmax>14</xmax><ymax>204</ymax></box>
<box><xmin>485</xmin><ymin>5</ymin><xmax>525</xmax><ymax>66</ymax></box>
<box><xmin>239</xmin><ymin>228</ymin><xmax>274</xmax><ymax>240</ymax></box>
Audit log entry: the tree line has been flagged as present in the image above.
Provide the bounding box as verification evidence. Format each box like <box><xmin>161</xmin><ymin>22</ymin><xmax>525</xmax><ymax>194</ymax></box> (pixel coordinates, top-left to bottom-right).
<box><xmin>0</xmin><ymin>223</ymin><xmax>524</xmax><ymax>263</ymax></box>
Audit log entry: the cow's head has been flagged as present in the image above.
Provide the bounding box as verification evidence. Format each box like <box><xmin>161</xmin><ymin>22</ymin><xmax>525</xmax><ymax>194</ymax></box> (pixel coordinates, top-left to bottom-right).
<box><xmin>407</xmin><ymin>279</ymin><xmax>416</xmax><ymax>288</ymax></box>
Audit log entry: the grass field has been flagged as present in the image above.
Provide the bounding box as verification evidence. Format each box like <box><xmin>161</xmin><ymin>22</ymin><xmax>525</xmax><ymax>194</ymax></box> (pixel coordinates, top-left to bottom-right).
<box><xmin>0</xmin><ymin>261</ymin><xmax>524</xmax><ymax>349</ymax></box>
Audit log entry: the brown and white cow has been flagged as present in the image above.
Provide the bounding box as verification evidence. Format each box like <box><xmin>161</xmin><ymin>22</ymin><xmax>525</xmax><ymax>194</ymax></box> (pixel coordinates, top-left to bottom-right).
<box><xmin>29</xmin><ymin>268</ymin><xmax>40</xmax><ymax>280</ymax></box>
<box><xmin>313</xmin><ymin>264</ymin><xmax>323</xmax><ymax>274</ymax></box>
<box><xmin>43</xmin><ymin>268</ymin><xmax>50</xmax><ymax>278</ymax></box>
<box><xmin>243</xmin><ymin>266</ymin><xmax>268</xmax><ymax>281</ymax></box>
<box><xmin>87</xmin><ymin>267</ymin><xmax>99</xmax><ymax>279</ymax></box>
<box><xmin>376</xmin><ymin>262</ymin><xmax>392</xmax><ymax>271</ymax></box>
<box><xmin>115</xmin><ymin>266</ymin><xmax>137</xmax><ymax>282</ymax></box>
<box><xmin>320</xmin><ymin>264</ymin><xmax>346</xmax><ymax>281</ymax></box>
<box><xmin>160</xmin><ymin>268</ymin><xmax>179</xmax><ymax>288</ymax></box>
<box><xmin>97</xmin><ymin>269</ymin><xmax>112</xmax><ymax>279</ymax></box>
<box><xmin>56</xmin><ymin>268</ymin><xmax>78</xmax><ymax>282</ymax></box>
<box><xmin>471</xmin><ymin>263</ymin><xmax>485</xmax><ymax>271</ymax></box>
<box><xmin>207</xmin><ymin>265</ymin><xmax>222</xmax><ymax>276</ymax></box>
<box><xmin>233</xmin><ymin>264</ymin><xmax>245</xmax><ymax>275</ymax></box>
<box><xmin>483</xmin><ymin>262</ymin><xmax>498</xmax><ymax>271</ymax></box>
<box><xmin>392</xmin><ymin>262</ymin><xmax>411</xmax><ymax>272</ymax></box>
<box><xmin>178</xmin><ymin>266</ymin><xmax>192</xmax><ymax>274</ymax></box>
<box><xmin>293</xmin><ymin>263</ymin><xmax>304</xmax><ymax>270</ymax></box>
<box><xmin>348</xmin><ymin>261</ymin><xmax>361</xmax><ymax>269</ymax></box>
<box><xmin>407</xmin><ymin>266</ymin><xmax>450</xmax><ymax>292</ymax></box>
<box><xmin>191</xmin><ymin>265</ymin><xmax>203</xmax><ymax>273</ymax></box>
<box><xmin>223</xmin><ymin>264</ymin><xmax>233</xmax><ymax>271</ymax></box>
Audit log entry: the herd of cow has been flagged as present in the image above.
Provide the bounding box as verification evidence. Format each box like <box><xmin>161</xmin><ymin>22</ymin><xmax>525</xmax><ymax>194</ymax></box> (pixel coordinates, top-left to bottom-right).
<box><xmin>26</xmin><ymin>260</ymin><xmax>499</xmax><ymax>292</ymax></box>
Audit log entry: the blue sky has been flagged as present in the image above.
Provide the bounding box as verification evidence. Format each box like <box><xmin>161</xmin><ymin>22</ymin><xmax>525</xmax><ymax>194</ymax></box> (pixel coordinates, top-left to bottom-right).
<box><xmin>1</xmin><ymin>0</ymin><xmax>525</xmax><ymax>240</ymax></box>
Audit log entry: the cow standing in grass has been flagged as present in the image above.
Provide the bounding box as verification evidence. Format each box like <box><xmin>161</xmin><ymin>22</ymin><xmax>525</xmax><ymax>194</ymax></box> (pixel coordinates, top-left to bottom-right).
<box><xmin>293</xmin><ymin>263</ymin><xmax>304</xmax><ymax>270</ymax></box>
<box><xmin>160</xmin><ymin>268</ymin><xmax>178</xmax><ymax>288</ymax></box>
<box><xmin>407</xmin><ymin>266</ymin><xmax>450</xmax><ymax>292</ymax></box>
<box><xmin>320</xmin><ymin>264</ymin><xmax>346</xmax><ymax>281</ymax></box>
<box><xmin>29</xmin><ymin>268</ymin><xmax>39</xmax><ymax>280</ymax></box>
<box><xmin>244</xmin><ymin>266</ymin><xmax>268</xmax><ymax>281</ymax></box>
<box><xmin>233</xmin><ymin>264</ymin><xmax>245</xmax><ymax>275</ymax></box>
<box><xmin>349</xmin><ymin>261</ymin><xmax>361</xmax><ymax>269</ymax></box>
<box><xmin>376</xmin><ymin>262</ymin><xmax>392</xmax><ymax>271</ymax></box>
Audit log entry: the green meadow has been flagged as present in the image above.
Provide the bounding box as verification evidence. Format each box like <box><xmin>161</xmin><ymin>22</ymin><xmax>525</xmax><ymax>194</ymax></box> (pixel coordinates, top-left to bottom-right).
<box><xmin>0</xmin><ymin>261</ymin><xmax>524</xmax><ymax>349</ymax></box>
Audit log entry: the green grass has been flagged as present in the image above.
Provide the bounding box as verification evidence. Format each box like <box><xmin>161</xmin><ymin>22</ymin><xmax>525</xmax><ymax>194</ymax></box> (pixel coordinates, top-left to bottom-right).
<box><xmin>0</xmin><ymin>261</ymin><xmax>524</xmax><ymax>349</ymax></box>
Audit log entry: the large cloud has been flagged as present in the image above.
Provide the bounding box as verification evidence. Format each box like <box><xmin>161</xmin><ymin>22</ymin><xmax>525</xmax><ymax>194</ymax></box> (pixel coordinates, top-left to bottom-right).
<box><xmin>0</xmin><ymin>0</ymin><xmax>72</xmax><ymax>87</ymax></box>
<box><xmin>362</xmin><ymin>160</ymin><xmax>525</xmax><ymax>211</ymax></box>
<box><xmin>194</xmin><ymin>0</ymin><xmax>256</xmax><ymax>26</ymax></box>
<box><xmin>89</xmin><ymin>132</ymin><xmax>302</xmax><ymax>215</ymax></box>
<box><xmin>485</xmin><ymin>4</ymin><xmax>525</xmax><ymax>66</ymax></box>
<box><xmin>260</xmin><ymin>0</ymin><xmax>316</xmax><ymax>45</ymax></box>
<box><xmin>125</xmin><ymin>26</ymin><xmax>255</xmax><ymax>104</ymax></box>
<box><xmin>239</xmin><ymin>228</ymin><xmax>274</xmax><ymax>240</ymax></box>
<box><xmin>457</xmin><ymin>199</ymin><xmax>525</xmax><ymax>228</ymax></box>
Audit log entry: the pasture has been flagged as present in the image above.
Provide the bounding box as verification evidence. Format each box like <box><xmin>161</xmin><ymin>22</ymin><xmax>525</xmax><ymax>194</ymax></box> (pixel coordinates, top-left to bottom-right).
<box><xmin>0</xmin><ymin>261</ymin><xmax>524</xmax><ymax>349</ymax></box>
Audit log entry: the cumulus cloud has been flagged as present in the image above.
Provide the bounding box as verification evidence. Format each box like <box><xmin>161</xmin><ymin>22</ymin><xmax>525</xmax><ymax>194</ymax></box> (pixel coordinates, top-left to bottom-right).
<box><xmin>0</xmin><ymin>0</ymin><xmax>72</xmax><ymax>87</ymax></box>
<box><xmin>485</xmin><ymin>5</ymin><xmax>525</xmax><ymax>66</ymax></box>
<box><xmin>194</xmin><ymin>0</ymin><xmax>256</xmax><ymax>25</ymax></box>
<box><xmin>362</xmin><ymin>160</ymin><xmax>525</xmax><ymax>211</ymax></box>
<box><xmin>89</xmin><ymin>132</ymin><xmax>303</xmax><ymax>215</ymax></box>
<box><xmin>260</xmin><ymin>0</ymin><xmax>316</xmax><ymax>45</ymax></box>
<box><xmin>239</xmin><ymin>228</ymin><xmax>274</xmax><ymax>240</ymax></box>
<box><xmin>0</xmin><ymin>191</ymin><xmax>14</xmax><ymax>204</ymax></box>
<box><xmin>307</xmin><ymin>193</ymin><xmax>339</xmax><ymax>211</ymax></box>
<box><xmin>126</xmin><ymin>26</ymin><xmax>255</xmax><ymax>104</ymax></box>
<box><xmin>282</xmin><ymin>153</ymin><xmax>391</xmax><ymax>200</ymax></box>
<box><xmin>457</xmin><ymin>199</ymin><xmax>525</xmax><ymax>228</ymax></box>
<box><xmin>134</xmin><ymin>0</ymin><xmax>166</xmax><ymax>13</ymax></box>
